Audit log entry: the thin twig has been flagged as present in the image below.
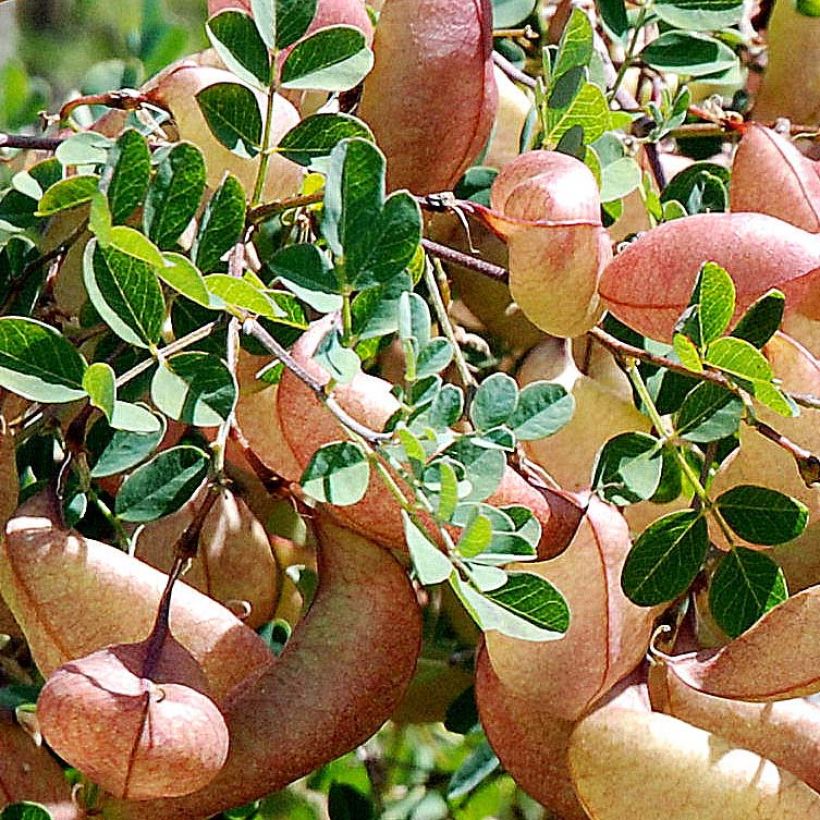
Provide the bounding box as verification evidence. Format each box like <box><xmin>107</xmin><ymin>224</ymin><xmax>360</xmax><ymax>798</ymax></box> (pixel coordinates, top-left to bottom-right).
<box><xmin>241</xmin><ymin>318</ymin><xmax>391</xmax><ymax>445</ymax></box>
<box><xmin>421</xmin><ymin>238</ymin><xmax>509</xmax><ymax>283</ymax></box>
<box><xmin>491</xmin><ymin>51</ymin><xmax>537</xmax><ymax>89</ymax></box>
<box><xmin>0</xmin><ymin>133</ymin><xmax>67</xmax><ymax>152</ymax></box>
<box><xmin>115</xmin><ymin>321</ymin><xmax>220</xmax><ymax>388</ymax></box>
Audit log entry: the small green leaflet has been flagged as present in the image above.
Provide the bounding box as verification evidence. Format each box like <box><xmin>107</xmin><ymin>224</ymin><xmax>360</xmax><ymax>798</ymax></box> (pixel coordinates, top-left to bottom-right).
<box><xmin>708</xmin><ymin>547</ymin><xmax>787</xmax><ymax>638</ymax></box>
<box><xmin>592</xmin><ymin>431</ymin><xmax>664</xmax><ymax>505</ymax></box>
<box><xmin>88</xmin><ymin>415</ymin><xmax>166</xmax><ymax>478</ymax></box>
<box><xmin>301</xmin><ymin>441</ymin><xmax>369</xmax><ymax>505</ymax></box>
<box><xmin>151</xmin><ymin>352</ymin><xmax>238</xmax><ymax>427</ymax></box>
<box><xmin>654</xmin><ymin>0</ymin><xmax>745</xmax><ymax>32</ymax></box>
<box><xmin>54</xmin><ymin>132</ymin><xmax>112</xmax><ymax>167</ymax></box>
<box><xmin>116</xmin><ymin>446</ymin><xmax>209</xmax><ymax>523</ymax></box>
<box><xmin>313</xmin><ymin>326</ymin><xmax>361</xmax><ymax>384</ymax></box>
<box><xmin>36</xmin><ymin>175</ymin><xmax>99</xmax><ymax>216</ymax></box>
<box><xmin>450</xmin><ymin>573</ymin><xmax>567</xmax><ymax>641</ymax></box>
<box><xmin>207</xmin><ymin>10</ymin><xmax>271</xmax><ymax>88</ymax></box>
<box><xmin>457</xmin><ymin>513</ymin><xmax>494</xmax><ymax>559</ymax></box>
<box><xmin>0</xmin><ymin>803</ymin><xmax>54</xmax><ymax>820</ymax></box>
<box><xmin>280</xmin><ymin>26</ymin><xmax>374</xmax><ymax>92</ymax></box>
<box><xmin>640</xmin><ymin>32</ymin><xmax>738</xmax><ymax>78</ymax></box>
<box><xmin>705</xmin><ymin>336</ymin><xmax>772</xmax><ymax>381</ymax></box>
<box><xmin>159</xmin><ymin>253</ymin><xmax>213</xmax><ymax>308</ymax></box>
<box><xmin>101</xmin><ymin>129</ymin><xmax>151</xmax><ymax>225</ymax></box>
<box><xmin>492</xmin><ymin>0</ymin><xmax>537</xmax><ymax>27</ymax></box>
<box><xmin>676</xmin><ymin>382</ymin><xmax>743</xmax><ymax>443</ymax></box>
<box><xmin>552</xmin><ymin>8</ymin><xmax>594</xmax><ymax>79</ymax></box>
<box><xmin>595</xmin><ymin>0</ymin><xmax>628</xmax><ymax>40</ymax></box>
<box><xmin>0</xmin><ymin>317</ymin><xmax>87</xmax><ymax>403</ymax></box>
<box><xmin>277</xmin><ymin>113</ymin><xmax>374</xmax><ymax>167</ymax></box>
<box><xmin>193</xmin><ymin>174</ymin><xmax>246</xmax><ymax>274</ymax></box>
<box><xmin>144</xmin><ymin>142</ymin><xmax>206</xmax><ymax>250</ymax></box>
<box><xmin>621</xmin><ymin>510</ymin><xmax>710</xmax><ymax>606</ymax></box>
<box><xmin>731</xmin><ymin>290</ymin><xmax>785</xmax><ymax>349</ymax></box>
<box><xmin>250</xmin><ymin>0</ymin><xmax>318</xmax><ymax>50</ymax></box>
<box><xmin>403</xmin><ymin>511</ymin><xmax>453</xmax><ymax>585</ymax></box>
<box><xmin>205</xmin><ymin>274</ymin><xmax>284</xmax><ymax>319</ymax></box>
<box><xmin>322</xmin><ymin>138</ymin><xmax>421</xmax><ymax>289</ymax></box>
<box><xmin>447</xmin><ymin>739</ymin><xmax>500</xmax><ymax>800</ymax></box>
<box><xmin>268</xmin><ymin>243</ymin><xmax>342</xmax><ymax>313</ymax></box>
<box><xmin>197</xmin><ymin>82</ymin><xmax>263</xmax><ymax>158</ymax></box>
<box><xmin>676</xmin><ymin>261</ymin><xmax>736</xmax><ymax>348</ymax></box>
<box><xmin>83</xmin><ymin>240</ymin><xmax>165</xmax><ymax>348</ymax></box>
<box><xmin>470</xmin><ymin>373</ymin><xmax>518</xmax><ymax>431</ymax></box>
<box><xmin>83</xmin><ymin>361</ymin><xmax>116</xmax><ymax>419</ymax></box>
<box><xmin>715</xmin><ymin>485</ymin><xmax>808</xmax><ymax>545</ymax></box>
<box><xmin>507</xmin><ymin>381</ymin><xmax>575</xmax><ymax>441</ymax></box>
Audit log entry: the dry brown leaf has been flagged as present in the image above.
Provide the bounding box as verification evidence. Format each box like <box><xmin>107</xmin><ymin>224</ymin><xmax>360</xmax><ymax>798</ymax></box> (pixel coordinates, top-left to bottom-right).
<box><xmin>667</xmin><ymin>584</ymin><xmax>820</xmax><ymax>701</ymax></box>
<box><xmin>484</xmin><ymin>495</ymin><xmax>656</xmax><ymax>720</ymax></box>
<box><xmin>650</xmin><ymin>661</ymin><xmax>820</xmax><ymax>792</ymax></box>
<box><xmin>569</xmin><ymin>706</ymin><xmax>820</xmax><ymax>819</ymax></box>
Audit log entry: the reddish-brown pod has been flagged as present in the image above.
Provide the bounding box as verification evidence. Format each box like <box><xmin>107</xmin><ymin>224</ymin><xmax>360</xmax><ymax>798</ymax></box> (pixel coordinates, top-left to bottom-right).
<box><xmin>484</xmin><ymin>496</ymin><xmax>657</xmax><ymax>719</ymax></box>
<box><xmin>135</xmin><ymin>487</ymin><xmax>280</xmax><ymax>629</ymax></box>
<box><xmin>730</xmin><ymin>124</ymin><xmax>820</xmax><ymax>233</ymax></box>
<box><xmin>38</xmin><ymin>633</ymin><xmax>229</xmax><ymax>800</ymax></box>
<box><xmin>101</xmin><ymin>515</ymin><xmax>423</xmax><ymax>817</ymax></box>
<box><xmin>358</xmin><ymin>0</ymin><xmax>498</xmax><ymax>194</ymax></box>
<box><xmin>599</xmin><ymin>212</ymin><xmax>820</xmax><ymax>341</ymax></box>
<box><xmin>475</xmin><ymin>150</ymin><xmax>611</xmax><ymax>337</ymax></box>
<box><xmin>0</xmin><ymin>712</ymin><xmax>80</xmax><ymax>818</ymax></box>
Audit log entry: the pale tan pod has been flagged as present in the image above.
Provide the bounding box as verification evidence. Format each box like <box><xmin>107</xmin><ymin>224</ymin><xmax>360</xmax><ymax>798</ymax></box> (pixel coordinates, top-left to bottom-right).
<box><xmin>477</xmin><ymin>150</ymin><xmax>611</xmax><ymax>338</ymax></box>
<box><xmin>754</xmin><ymin>0</ymin><xmax>820</xmax><ymax>126</ymax></box>
<box><xmin>0</xmin><ymin>494</ymin><xmax>273</xmax><ymax>704</ymax></box>
<box><xmin>38</xmin><ymin>636</ymin><xmax>229</xmax><ymax>800</ymax></box>
<box><xmin>650</xmin><ymin>661</ymin><xmax>820</xmax><ymax>792</ymax></box>
<box><xmin>136</xmin><ymin>487</ymin><xmax>280</xmax><ymax>629</ymax></box>
<box><xmin>101</xmin><ymin>515</ymin><xmax>423</xmax><ymax>818</ymax></box>
<box><xmin>569</xmin><ymin>707</ymin><xmax>820</xmax><ymax>819</ymax></box>
<box><xmin>599</xmin><ymin>212</ymin><xmax>820</xmax><ymax>340</ymax></box>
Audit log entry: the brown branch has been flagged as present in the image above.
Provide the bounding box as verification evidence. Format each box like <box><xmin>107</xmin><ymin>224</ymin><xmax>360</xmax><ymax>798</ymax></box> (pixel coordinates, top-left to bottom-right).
<box><xmin>241</xmin><ymin>318</ymin><xmax>391</xmax><ymax>445</ymax></box>
<box><xmin>421</xmin><ymin>238</ymin><xmax>509</xmax><ymax>283</ymax></box>
<box><xmin>248</xmin><ymin>192</ymin><xmax>324</xmax><ymax>225</ymax></box>
<box><xmin>0</xmin><ymin>133</ymin><xmax>67</xmax><ymax>152</ymax></box>
<box><xmin>492</xmin><ymin>50</ymin><xmax>537</xmax><ymax>89</ymax></box>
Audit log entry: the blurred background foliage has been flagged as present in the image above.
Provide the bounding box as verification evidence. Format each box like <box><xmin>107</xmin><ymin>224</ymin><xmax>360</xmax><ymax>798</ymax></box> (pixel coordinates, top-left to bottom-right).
<box><xmin>0</xmin><ymin>1</ymin><xmax>546</xmax><ymax>816</ymax></box>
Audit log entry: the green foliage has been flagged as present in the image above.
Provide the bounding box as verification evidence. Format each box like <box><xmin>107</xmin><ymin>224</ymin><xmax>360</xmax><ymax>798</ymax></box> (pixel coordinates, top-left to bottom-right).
<box><xmin>0</xmin><ymin>0</ymin><xmax>815</xmax><ymax>813</ymax></box>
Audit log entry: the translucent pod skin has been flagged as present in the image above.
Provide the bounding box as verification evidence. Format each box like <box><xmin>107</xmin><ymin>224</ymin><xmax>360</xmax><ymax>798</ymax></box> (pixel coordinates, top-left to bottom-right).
<box><xmin>483</xmin><ymin>496</ymin><xmax>657</xmax><ymax>720</ymax></box>
<box><xmin>473</xmin><ymin>151</ymin><xmax>611</xmax><ymax>338</ymax></box>
<box><xmin>599</xmin><ymin>212</ymin><xmax>820</xmax><ymax>341</ymax></box>
<box><xmin>101</xmin><ymin>516</ymin><xmax>423</xmax><ymax>818</ymax></box>
<box><xmin>649</xmin><ymin>661</ymin><xmax>820</xmax><ymax>793</ymax></box>
<box><xmin>38</xmin><ymin>636</ymin><xmax>229</xmax><ymax>800</ymax></box>
<box><xmin>358</xmin><ymin>0</ymin><xmax>498</xmax><ymax>194</ymax></box>
<box><xmin>753</xmin><ymin>0</ymin><xmax>820</xmax><ymax>127</ymax></box>
<box><xmin>730</xmin><ymin>124</ymin><xmax>820</xmax><ymax>233</ymax></box>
